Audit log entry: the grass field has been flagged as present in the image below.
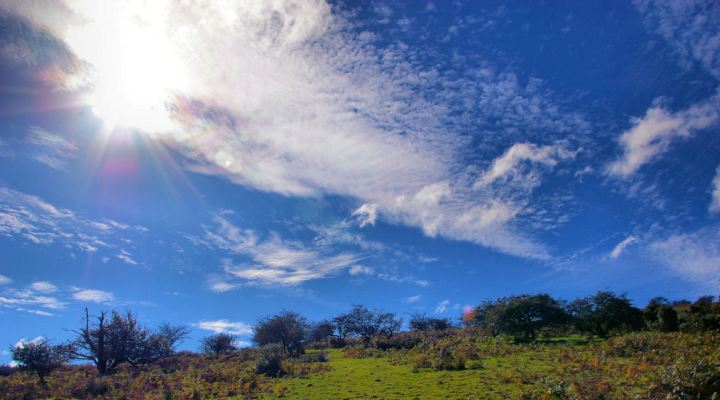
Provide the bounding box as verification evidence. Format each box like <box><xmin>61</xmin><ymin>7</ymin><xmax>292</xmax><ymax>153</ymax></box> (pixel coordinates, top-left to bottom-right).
<box><xmin>2</xmin><ymin>332</ymin><xmax>718</xmax><ymax>399</ymax></box>
<box><xmin>260</xmin><ymin>340</ymin><xmax>649</xmax><ymax>400</ymax></box>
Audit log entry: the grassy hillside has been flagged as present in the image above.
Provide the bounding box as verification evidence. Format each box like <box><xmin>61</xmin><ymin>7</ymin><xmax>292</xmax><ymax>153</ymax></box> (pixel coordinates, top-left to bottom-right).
<box><xmin>2</xmin><ymin>332</ymin><xmax>718</xmax><ymax>399</ymax></box>
<box><xmin>263</xmin><ymin>338</ymin><xmax>650</xmax><ymax>399</ymax></box>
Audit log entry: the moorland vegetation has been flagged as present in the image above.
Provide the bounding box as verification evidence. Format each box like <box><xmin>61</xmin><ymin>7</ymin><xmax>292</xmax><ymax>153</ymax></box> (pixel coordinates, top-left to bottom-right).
<box><xmin>2</xmin><ymin>291</ymin><xmax>719</xmax><ymax>399</ymax></box>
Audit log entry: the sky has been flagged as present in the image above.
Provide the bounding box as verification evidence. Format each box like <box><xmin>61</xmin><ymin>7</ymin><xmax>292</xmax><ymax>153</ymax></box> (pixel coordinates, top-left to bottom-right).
<box><xmin>0</xmin><ymin>0</ymin><xmax>719</xmax><ymax>361</ymax></box>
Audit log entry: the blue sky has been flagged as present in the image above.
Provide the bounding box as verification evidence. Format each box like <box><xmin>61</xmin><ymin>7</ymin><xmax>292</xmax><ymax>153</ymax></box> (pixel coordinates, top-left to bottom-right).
<box><xmin>1</xmin><ymin>0</ymin><xmax>719</xmax><ymax>360</ymax></box>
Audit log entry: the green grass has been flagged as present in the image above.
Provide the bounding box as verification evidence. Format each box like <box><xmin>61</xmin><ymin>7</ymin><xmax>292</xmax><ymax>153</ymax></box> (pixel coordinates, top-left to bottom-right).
<box><xmin>258</xmin><ymin>345</ymin><xmax>628</xmax><ymax>399</ymax></box>
<box><xmin>262</xmin><ymin>349</ymin><xmax>519</xmax><ymax>399</ymax></box>
<box><xmin>3</xmin><ymin>332</ymin><xmax>716</xmax><ymax>399</ymax></box>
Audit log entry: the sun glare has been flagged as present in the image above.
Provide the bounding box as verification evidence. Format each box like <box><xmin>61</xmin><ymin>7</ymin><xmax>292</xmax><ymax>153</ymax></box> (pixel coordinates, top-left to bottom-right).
<box><xmin>65</xmin><ymin>1</ymin><xmax>185</xmax><ymax>133</ymax></box>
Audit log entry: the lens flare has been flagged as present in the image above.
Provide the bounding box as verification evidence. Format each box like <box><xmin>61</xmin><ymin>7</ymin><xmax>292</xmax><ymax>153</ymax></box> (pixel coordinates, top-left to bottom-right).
<box><xmin>65</xmin><ymin>1</ymin><xmax>186</xmax><ymax>133</ymax></box>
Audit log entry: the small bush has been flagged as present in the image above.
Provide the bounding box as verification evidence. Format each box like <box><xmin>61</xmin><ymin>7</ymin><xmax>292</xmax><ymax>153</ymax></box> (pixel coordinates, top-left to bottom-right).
<box><xmin>255</xmin><ymin>343</ymin><xmax>286</xmax><ymax>377</ymax></box>
<box><xmin>342</xmin><ymin>345</ymin><xmax>382</xmax><ymax>359</ymax></box>
<box><xmin>374</xmin><ymin>332</ymin><xmax>422</xmax><ymax>350</ymax></box>
<box><xmin>299</xmin><ymin>351</ymin><xmax>328</xmax><ymax>363</ymax></box>
<box><xmin>649</xmin><ymin>356</ymin><xmax>720</xmax><ymax>399</ymax></box>
<box><xmin>0</xmin><ymin>365</ymin><xmax>16</xmax><ymax>377</ymax></box>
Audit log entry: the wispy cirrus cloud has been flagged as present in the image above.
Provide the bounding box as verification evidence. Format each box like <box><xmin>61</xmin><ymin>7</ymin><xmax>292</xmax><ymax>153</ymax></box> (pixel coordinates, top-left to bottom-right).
<box><xmin>403</xmin><ymin>295</ymin><xmax>421</xmax><ymax>303</ymax></box>
<box><xmin>649</xmin><ymin>225</ymin><xmax>720</xmax><ymax>289</ymax></box>
<box><xmin>0</xmin><ymin>185</ymin><xmax>145</xmax><ymax>262</ymax></box>
<box><xmin>607</xmin><ymin>95</ymin><xmax>719</xmax><ymax>178</ymax></box>
<box><xmin>476</xmin><ymin>142</ymin><xmax>575</xmax><ymax>188</ymax></box>
<box><xmin>0</xmin><ymin>138</ymin><xmax>12</xmax><ymax>158</ymax></box>
<box><xmin>71</xmin><ymin>288</ymin><xmax>114</xmax><ymax>303</ymax></box>
<box><xmin>0</xmin><ymin>281</ymin><xmax>67</xmax><ymax>316</ymax></box>
<box><xmin>204</xmin><ymin>216</ymin><xmax>363</xmax><ymax>287</ymax></box>
<box><xmin>0</xmin><ymin>279</ymin><xmax>118</xmax><ymax>315</ymax></box>
<box><xmin>26</xmin><ymin>126</ymin><xmax>78</xmax><ymax>170</ymax></box>
<box><xmin>609</xmin><ymin>235</ymin><xmax>638</xmax><ymax>259</ymax></box>
<box><xmin>435</xmin><ymin>299</ymin><xmax>450</xmax><ymax>314</ymax></box>
<box><xmin>25</xmin><ymin>0</ymin><xmax>587</xmax><ymax>261</ymax></box>
<box><xmin>635</xmin><ymin>0</ymin><xmax>720</xmax><ymax>80</ymax></box>
<box><xmin>710</xmin><ymin>166</ymin><xmax>720</xmax><ymax>213</ymax></box>
<box><xmin>116</xmin><ymin>249</ymin><xmax>139</xmax><ymax>266</ymax></box>
<box><xmin>28</xmin><ymin>281</ymin><xmax>57</xmax><ymax>293</ymax></box>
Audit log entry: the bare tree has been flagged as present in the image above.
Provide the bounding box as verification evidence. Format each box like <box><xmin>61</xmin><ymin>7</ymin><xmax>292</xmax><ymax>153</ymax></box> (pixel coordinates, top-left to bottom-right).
<box><xmin>69</xmin><ymin>309</ymin><xmax>111</xmax><ymax>374</ymax></box>
<box><xmin>69</xmin><ymin>309</ymin><xmax>169</xmax><ymax>374</ymax></box>
<box><xmin>156</xmin><ymin>323</ymin><xmax>191</xmax><ymax>355</ymax></box>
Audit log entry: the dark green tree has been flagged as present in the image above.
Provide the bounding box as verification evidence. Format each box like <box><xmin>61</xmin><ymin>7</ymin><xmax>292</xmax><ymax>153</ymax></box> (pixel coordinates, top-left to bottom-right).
<box><xmin>307</xmin><ymin>320</ymin><xmax>335</xmax><ymax>342</ymax></box>
<box><xmin>252</xmin><ymin>311</ymin><xmax>308</xmax><ymax>357</ymax></box>
<box><xmin>333</xmin><ymin>305</ymin><xmax>402</xmax><ymax>344</ymax></box>
<box><xmin>657</xmin><ymin>305</ymin><xmax>679</xmax><ymax>332</ymax></box>
<box><xmin>10</xmin><ymin>339</ymin><xmax>69</xmax><ymax>384</ymax></box>
<box><xmin>567</xmin><ymin>291</ymin><xmax>644</xmax><ymax>337</ymax></box>
<box><xmin>409</xmin><ymin>313</ymin><xmax>452</xmax><ymax>331</ymax></box>
<box><xmin>200</xmin><ymin>333</ymin><xmax>236</xmax><ymax>358</ymax></box>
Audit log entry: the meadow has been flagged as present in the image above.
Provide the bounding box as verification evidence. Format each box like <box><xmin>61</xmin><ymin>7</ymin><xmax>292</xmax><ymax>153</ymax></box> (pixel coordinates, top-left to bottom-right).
<box><xmin>2</xmin><ymin>331</ymin><xmax>718</xmax><ymax>399</ymax></box>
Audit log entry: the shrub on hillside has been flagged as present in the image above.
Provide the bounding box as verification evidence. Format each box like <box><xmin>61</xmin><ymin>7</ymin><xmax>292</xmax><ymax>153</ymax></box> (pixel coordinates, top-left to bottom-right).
<box><xmin>252</xmin><ymin>311</ymin><xmax>308</xmax><ymax>357</ymax></box>
<box><xmin>299</xmin><ymin>350</ymin><xmax>328</xmax><ymax>363</ymax></box>
<box><xmin>201</xmin><ymin>333</ymin><xmax>237</xmax><ymax>359</ymax></box>
<box><xmin>10</xmin><ymin>339</ymin><xmax>69</xmax><ymax>384</ymax></box>
<box><xmin>373</xmin><ymin>332</ymin><xmax>423</xmax><ymax>350</ymax></box>
<box><xmin>255</xmin><ymin>343</ymin><xmax>286</xmax><ymax>377</ymax></box>
<box><xmin>649</xmin><ymin>356</ymin><xmax>720</xmax><ymax>399</ymax></box>
<box><xmin>567</xmin><ymin>291</ymin><xmax>644</xmax><ymax>337</ymax></box>
<box><xmin>409</xmin><ymin>313</ymin><xmax>452</xmax><ymax>331</ymax></box>
<box><xmin>0</xmin><ymin>365</ymin><xmax>16</xmax><ymax>377</ymax></box>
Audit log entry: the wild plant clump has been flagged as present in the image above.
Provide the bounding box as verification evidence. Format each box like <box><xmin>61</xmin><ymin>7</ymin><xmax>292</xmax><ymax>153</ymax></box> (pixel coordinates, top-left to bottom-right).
<box><xmin>385</xmin><ymin>330</ymin><xmax>481</xmax><ymax>371</ymax></box>
<box><xmin>255</xmin><ymin>343</ymin><xmax>287</xmax><ymax>377</ymax></box>
<box><xmin>648</xmin><ymin>356</ymin><xmax>720</xmax><ymax>399</ymax></box>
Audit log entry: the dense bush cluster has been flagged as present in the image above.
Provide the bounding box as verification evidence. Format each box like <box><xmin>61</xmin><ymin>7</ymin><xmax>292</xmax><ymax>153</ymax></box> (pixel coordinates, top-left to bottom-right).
<box><xmin>464</xmin><ymin>291</ymin><xmax>720</xmax><ymax>341</ymax></box>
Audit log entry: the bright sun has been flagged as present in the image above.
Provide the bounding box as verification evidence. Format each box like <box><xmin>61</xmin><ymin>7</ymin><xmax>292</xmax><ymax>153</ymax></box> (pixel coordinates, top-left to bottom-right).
<box><xmin>65</xmin><ymin>1</ymin><xmax>186</xmax><ymax>133</ymax></box>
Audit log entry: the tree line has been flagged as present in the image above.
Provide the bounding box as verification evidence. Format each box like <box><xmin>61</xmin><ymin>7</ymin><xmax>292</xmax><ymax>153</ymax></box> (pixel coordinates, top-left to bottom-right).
<box><xmin>463</xmin><ymin>291</ymin><xmax>719</xmax><ymax>341</ymax></box>
<box><xmin>9</xmin><ymin>292</ymin><xmax>720</xmax><ymax>382</ymax></box>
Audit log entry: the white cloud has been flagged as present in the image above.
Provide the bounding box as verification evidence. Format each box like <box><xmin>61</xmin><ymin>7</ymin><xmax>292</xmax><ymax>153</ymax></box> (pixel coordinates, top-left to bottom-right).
<box><xmin>37</xmin><ymin>0</ymin><xmax>585</xmax><ymax>261</ymax></box>
<box><xmin>608</xmin><ymin>96</ymin><xmax>719</xmax><ymax>177</ymax></box>
<box><xmin>635</xmin><ymin>0</ymin><xmax>720</xmax><ymax>80</ymax></box>
<box><xmin>72</xmin><ymin>289</ymin><xmax>113</xmax><ymax>303</ymax></box>
<box><xmin>352</xmin><ymin>203</ymin><xmax>378</xmax><ymax>227</ymax></box>
<box><xmin>710</xmin><ymin>165</ymin><xmax>720</xmax><ymax>213</ymax></box>
<box><xmin>403</xmin><ymin>295</ymin><xmax>421</xmax><ymax>303</ymax></box>
<box><xmin>0</xmin><ymin>281</ymin><xmax>67</xmax><ymax>316</ymax></box>
<box><xmin>26</xmin><ymin>126</ymin><xmax>78</xmax><ymax>170</ymax></box>
<box><xmin>0</xmin><ymin>286</ymin><xmax>66</xmax><ymax>313</ymax></box>
<box><xmin>609</xmin><ymin>235</ymin><xmax>638</xmax><ymax>259</ymax></box>
<box><xmin>194</xmin><ymin>319</ymin><xmax>252</xmax><ymax>336</ymax></box>
<box><xmin>0</xmin><ymin>185</ymin><xmax>137</xmax><ymax>253</ymax></box>
<box><xmin>208</xmin><ymin>281</ymin><xmax>239</xmax><ymax>293</ymax></box>
<box><xmin>0</xmin><ymin>138</ymin><xmax>12</xmax><ymax>158</ymax></box>
<box><xmin>435</xmin><ymin>299</ymin><xmax>450</xmax><ymax>314</ymax></box>
<box><xmin>0</xmin><ymin>274</ymin><xmax>11</xmax><ymax>285</ymax></box>
<box><xmin>206</xmin><ymin>217</ymin><xmax>362</xmax><ymax>286</ymax></box>
<box><xmin>14</xmin><ymin>336</ymin><xmax>45</xmax><ymax>349</ymax></box>
<box><xmin>29</xmin><ymin>281</ymin><xmax>57</xmax><ymax>293</ymax></box>
<box><xmin>348</xmin><ymin>265</ymin><xmax>374</xmax><ymax>276</ymax></box>
<box><xmin>476</xmin><ymin>142</ymin><xmax>574</xmax><ymax>188</ymax></box>
<box><xmin>649</xmin><ymin>225</ymin><xmax>720</xmax><ymax>289</ymax></box>
<box><xmin>116</xmin><ymin>249</ymin><xmax>139</xmax><ymax>266</ymax></box>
